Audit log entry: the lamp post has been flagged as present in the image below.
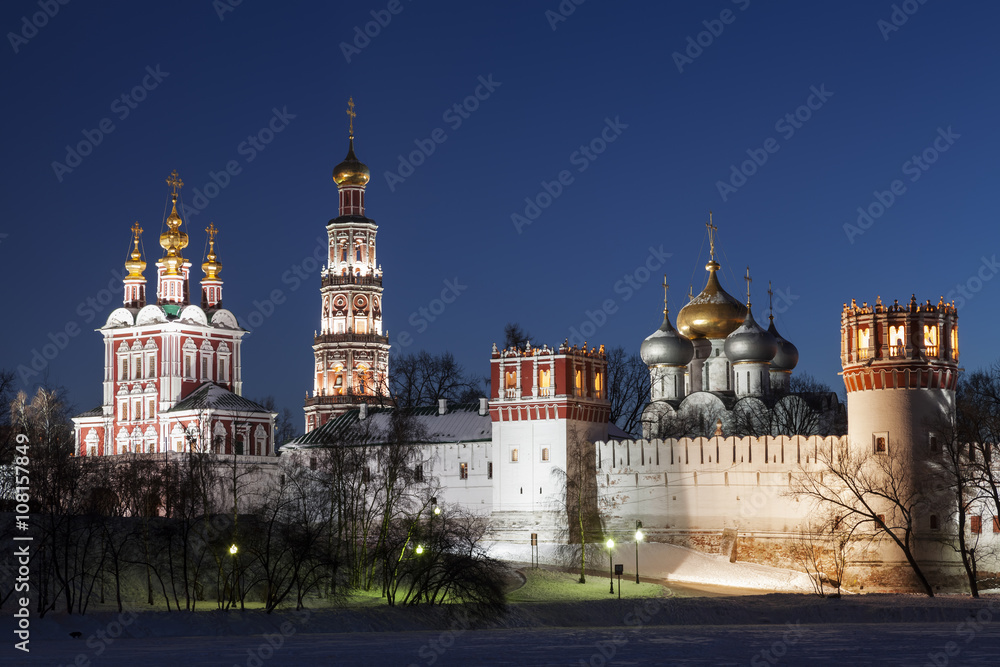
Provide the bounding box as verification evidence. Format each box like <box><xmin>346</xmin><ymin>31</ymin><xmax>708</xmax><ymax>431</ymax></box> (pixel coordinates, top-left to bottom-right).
<box><xmin>606</xmin><ymin>538</ymin><xmax>615</xmax><ymax>594</ymax></box>
<box><xmin>635</xmin><ymin>521</ymin><xmax>644</xmax><ymax>584</ymax></box>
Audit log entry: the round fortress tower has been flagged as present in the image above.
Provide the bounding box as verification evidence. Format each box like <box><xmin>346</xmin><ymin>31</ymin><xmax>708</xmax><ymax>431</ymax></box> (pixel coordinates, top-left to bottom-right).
<box><xmin>841</xmin><ymin>296</ymin><xmax>959</xmax><ymax>457</ymax></box>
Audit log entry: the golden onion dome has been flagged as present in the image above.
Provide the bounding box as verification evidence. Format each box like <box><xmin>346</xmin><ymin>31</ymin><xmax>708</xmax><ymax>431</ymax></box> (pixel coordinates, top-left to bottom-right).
<box><xmin>124</xmin><ymin>222</ymin><xmax>146</xmax><ymax>279</ymax></box>
<box><xmin>332</xmin><ymin>138</ymin><xmax>370</xmax><ymax>187</ymax></box>
<box><xmin>202</xmin><ymin>223</ymin><xmax>222</xmax><ymax>280</ymax></box>
<box><xmin>676</xmin><ymin>261</ymin><xmax>747</xmax><ymax>339</ymax></box>
<box><xmin>159</xmin><ymin>194</ymin><xmax>189</xmax><ymax>275</ymax></box>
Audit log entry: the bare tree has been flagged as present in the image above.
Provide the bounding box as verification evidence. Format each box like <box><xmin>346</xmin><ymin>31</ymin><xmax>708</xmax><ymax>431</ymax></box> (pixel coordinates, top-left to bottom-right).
<box><xmin>792</xmin><ymin>441</ymin><xmax>935</xmax><ymax>596</ymax></box>
<box><xmin>551</xmin><ymin>427</ymin><xmax>605</xmax><ymax>584</ymax></box>
<box><xmin>389</xmin><ymin>351</ymin><xmax>484</xmax><ymax>409</ymax></box>
<box><xmin>606</xmin><ymin>346</ymin><xmax>650</xmax><ymax>436</ymax></box>
<box><xmin>503</xmin><ymin>322</ymin><xmax>532</xmax><ymax>350</ymax></box>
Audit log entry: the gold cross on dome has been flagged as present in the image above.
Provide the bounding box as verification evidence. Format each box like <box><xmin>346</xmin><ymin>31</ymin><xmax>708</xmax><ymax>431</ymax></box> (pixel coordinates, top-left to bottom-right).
<box><xmin>205</xmin><ymin>222</ymin><xmax>218</xmax><ymax>247</ymax></box>
<box><xmin>346</xmin><ymin>97</ymin><xmax>356</xmax><ymax>139</ymax></box>
<box><xmin>166</xmin><ymin>170</ymin><xmax>184</xmax><ymax>195</ymax></box>
<box><xmin>130</xmin><ymin>221</ymin><xmax>143</xmax><ymax>242</ymax></box>
<box><xmin>706</xmin><ymin>211</ymin><xmax>717</xmax><ymax>259</ymax></box>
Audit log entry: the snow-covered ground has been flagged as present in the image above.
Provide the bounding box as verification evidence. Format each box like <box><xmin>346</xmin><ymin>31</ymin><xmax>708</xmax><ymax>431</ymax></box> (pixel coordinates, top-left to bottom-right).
<box><xmin>487</xmin><ymin>539</ymin><xmax>817</xmax><ymax>593</ymax></box>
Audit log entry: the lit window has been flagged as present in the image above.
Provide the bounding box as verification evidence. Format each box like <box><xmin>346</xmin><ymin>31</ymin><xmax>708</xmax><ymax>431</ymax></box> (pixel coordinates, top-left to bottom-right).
<box><xmin>971</xmin><ymin>516</ymin><xmax>982</xmax><ymax>534</ymax></box>
<box><xmin>923</xmin><ymin>325</ymin><xmax>938</xmax><ymax>356</ymax></box>
<box><xmin>541</xmin><ymin>447</ymin><xmax>550</xmax><ymax>462</ymax></box>
<box><xmin>575</xmin><ymin>370</ymin><xmax>583</xmax><ymax>395</ymax></box>
<box><xmin>505</xmin><ymin>370</ymin><xmax>517</xmax><ymax>389</ymax></box>
<box><xmin>594</xmin><ymin>372</ymin><xmax>603</xmax><ymax>398</ymax></box>
<box><xmin>874</xmin><ymin>434</ymin><xmax>887</xmax><ymax>454</ymax></box>
<box><xmin>857</xmin><ymin>327</ymin><xmax>871</xmax><ymax>359</ymax></box>
<box><xmin>511</xmin><ymin>448</ymin><xmax>519</xmax><ymax>463</ymax></box>
<box><xmin>459</xmin><ymin>462</ymin><xmax>468</xmax><ymax>480</ymax></box>
<box><xmin>951</xmin><ymin>327</ymin><xmax>959</xmax><ymax>359</ymax></box>
<box><xmin>889</xmin><ymin>325</ymin><xmax>905</xmax><ymax>356</ymax></box>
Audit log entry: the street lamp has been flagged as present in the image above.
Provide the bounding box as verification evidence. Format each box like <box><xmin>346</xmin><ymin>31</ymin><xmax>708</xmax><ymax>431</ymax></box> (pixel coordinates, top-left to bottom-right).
<box><xmin>635</xmin><ymin>521</ymin><xmax>644</xmax><ymax>584</ymax></box>
<box><xmin>415</xmin><ymin>544</ymin><xmax>424</xmax><ymax>555</ymax></box>
<box><xmin>606</xmin><ymin>538</ymin><xmax>615</xmax><ymax>594</ymax></box>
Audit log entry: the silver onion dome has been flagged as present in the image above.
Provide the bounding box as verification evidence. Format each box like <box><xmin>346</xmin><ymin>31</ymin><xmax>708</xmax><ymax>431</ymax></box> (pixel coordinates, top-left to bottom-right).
<box><xmin>640</xmin><ymin>313</ymin><xmax>694</xmax><ymax>367</ymax></box>
<box><xmin>724</xmin><ymin>305</ymin><xmax>777</xmax><ymax>363</ymax></box>
<box><xmin>767</xmin><ymin>318</ymin><xmax>799</xmax><ymax>370</ymax></box>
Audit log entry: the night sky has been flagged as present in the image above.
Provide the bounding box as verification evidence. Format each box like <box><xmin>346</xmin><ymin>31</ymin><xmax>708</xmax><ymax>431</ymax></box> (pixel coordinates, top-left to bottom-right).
<box><xmin>3</xmin><ymin>1</ymin><xmax>998</xmax><ymax>425</ymax></box>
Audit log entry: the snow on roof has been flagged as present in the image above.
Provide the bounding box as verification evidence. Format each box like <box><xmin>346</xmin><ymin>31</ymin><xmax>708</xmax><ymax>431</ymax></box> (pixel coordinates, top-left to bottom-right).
<box><xmin>165</xmin><ymin>382</ymin><xmax>272</xmax><ymax>414</ymax></box>
<box><xmin>285</xmin><ymin>402</ymin><xmax>492</xmax><ymax>450</ymax></box>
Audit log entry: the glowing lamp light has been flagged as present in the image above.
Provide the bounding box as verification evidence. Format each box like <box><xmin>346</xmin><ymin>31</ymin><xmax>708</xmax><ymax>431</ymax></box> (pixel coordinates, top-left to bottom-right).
<box><xmin>606</xmin><ymin>538</ymin><xmax>615</xmax><ymax>550</ymax></box>
<box><xmin>635</xmin><ymin>530</ymin><xmax>644</xmax><ymax>542</ymax></box>
<box><xmin>415</xmin><ymin>544</ymin><xmax>424</xmax><ymax>555</ymax></box>
<box><xmin>433</xmin><ymin>506</ymin><xmax>441</xmax><ymax>515</ymax></box>
<box><xmin>229</xmin><ymin>544</ymin><xmax>238</xmax><ymax>555</ymax></box>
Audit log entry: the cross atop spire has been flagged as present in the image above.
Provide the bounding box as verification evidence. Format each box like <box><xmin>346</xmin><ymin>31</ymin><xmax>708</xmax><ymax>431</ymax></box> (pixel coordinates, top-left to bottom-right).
<box><xmin>744</xmin><ymin>266</ymin><xmax>752</xmax><ymax>307</ymax></box>
<box><xmin>206</xmin><ymin>222</ymin><xmax>218</xmax><ymax>247</ymax></box>
<box><xmin>346</xmin><ymin>97</ymin><xmax>356</xmax><ymax>139</ymax></box>
<box><xmin>688</xmin><ymin>284</ymin><xmax>694</xmax><ymax>301</ymax></box>
<box><xmin>706</xmin><ymin>211</ymin><xmax>717</xmax><ymax>260</ymax></box>
<box><xmin>768</xmin><ymin>280</ymin><xmax>774</xmax><ymax>322</ymax></box>
<box><xmin>166</xmin><ymin>170</ymin><xmax>184</xmax><ymax>197</ymax></box>
<box><xmin>130</xmin><ymin>221</ymin><xmax>143</xmax><ymax>248</ymax></box>
<box><xmin>662</xmin><ymin>275</ymin><xmax>669</xmax><ymax>315</ymax></box>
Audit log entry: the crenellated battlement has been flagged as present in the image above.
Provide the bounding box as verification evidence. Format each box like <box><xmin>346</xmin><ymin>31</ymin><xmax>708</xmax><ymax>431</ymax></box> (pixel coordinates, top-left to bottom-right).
<box><xmin>596</xmin><ymin>435</ymin><xmax>848</xmax><ymax>474</ymax></box>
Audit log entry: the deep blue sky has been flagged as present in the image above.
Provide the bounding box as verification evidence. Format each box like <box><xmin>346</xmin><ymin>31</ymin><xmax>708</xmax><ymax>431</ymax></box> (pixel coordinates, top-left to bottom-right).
<box><xmin>3</xmin><ymin>1</ymin><xmax>999</xmax><ymax>425</ymax></box>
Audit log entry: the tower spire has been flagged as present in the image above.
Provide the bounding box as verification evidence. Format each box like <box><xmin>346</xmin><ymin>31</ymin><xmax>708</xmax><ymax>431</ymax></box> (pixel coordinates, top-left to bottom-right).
<box><xmin>157</xmin><ymin>171</ymin><xmax>191</xmax><ymax>305</ymax></box>
<box><xmin>662</xmin><ymin>275</ymin><xmax>669</xmax><ymax>316</ymax></box>
<box><xmin>346</xmin><ymin>96</ymin><xmax>356</xmax><ymax>140</ymax></box>
<box><xmin>706</xmin><ymin>212</ymin><xmax>717</xmax><ymax>261</ymax></box>
<box><xmin>123</xmin><ymin>222</ymin><xmax>147</xmax><ymax>308</ymax></box>
<box><xmin>745</xmin><ymin>266</ymin><xmax>752</xmax><ymax>308</ymax></box>
<box><xmin>201</xmin><ymin>222</ymin><xmax>223</xmax><ymax>309</ymax></box>
<box><xmin>768</xmin><ymin>281</ymin><xmax>774</xmax><ymax>323</ymax></box>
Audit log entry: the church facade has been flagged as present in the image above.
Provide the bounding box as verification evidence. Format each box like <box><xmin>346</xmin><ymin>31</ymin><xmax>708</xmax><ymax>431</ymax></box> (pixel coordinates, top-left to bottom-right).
<box><xmin>72</xmin><ymin>172</ymin><xmax>275</xmax><ymax>457</ymax></box>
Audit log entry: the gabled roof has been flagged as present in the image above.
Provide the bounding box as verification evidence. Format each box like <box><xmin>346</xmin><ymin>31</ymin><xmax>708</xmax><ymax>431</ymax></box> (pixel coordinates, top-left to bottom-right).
<box><xmin>285</xmin><ymin>402</ymin><xmax>492</xmax><ymax>450</ymax></box>
<box><xmin>165</xmin><ymin>382</ymin><xmax>272</xmax><ymax>414</ymax></box>
<box><xmin>73</xmin><ymin>406</ymin><xmax>104</xmax><ymax>419</ymax></box>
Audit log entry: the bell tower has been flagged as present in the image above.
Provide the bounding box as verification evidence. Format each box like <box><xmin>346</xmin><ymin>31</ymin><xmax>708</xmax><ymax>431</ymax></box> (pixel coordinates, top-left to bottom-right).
<box><xmin>304</xmin><ymin>98</ymin><xmax>391</xmax><ymax>432</ymax></box>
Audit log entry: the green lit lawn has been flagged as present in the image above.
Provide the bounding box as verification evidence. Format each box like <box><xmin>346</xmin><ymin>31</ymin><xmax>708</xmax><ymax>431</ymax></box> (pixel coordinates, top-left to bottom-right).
<box><xmin>508</xmin><ymin>568</ymin><xmax>668</xmax><ymax>603</ymax></box>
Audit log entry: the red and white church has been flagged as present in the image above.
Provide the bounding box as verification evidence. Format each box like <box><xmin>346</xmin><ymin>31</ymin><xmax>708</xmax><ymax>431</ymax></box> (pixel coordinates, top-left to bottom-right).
<box><xmin>72</xmin><ymin>172</ymin><xmax>275</xmax><ymax>457</ymax></box>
